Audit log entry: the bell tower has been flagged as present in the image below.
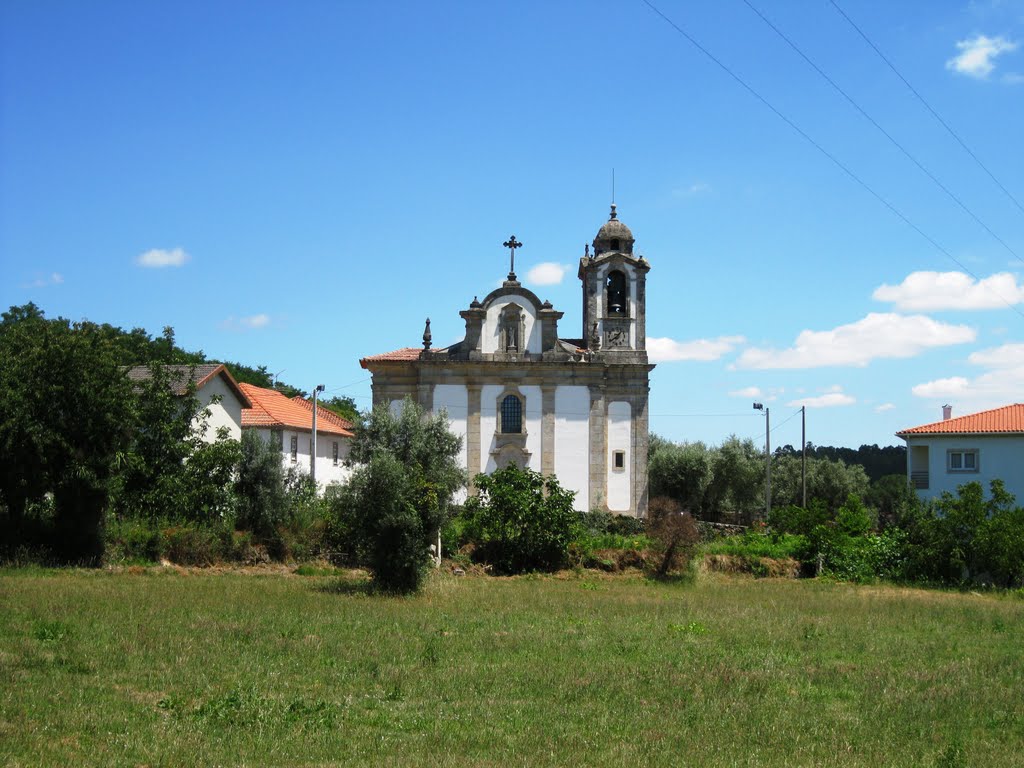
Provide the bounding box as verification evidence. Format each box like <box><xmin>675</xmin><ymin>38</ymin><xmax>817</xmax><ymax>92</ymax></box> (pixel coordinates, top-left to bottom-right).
<box><xmin>579</xmin><ymin>204</ymin><xmax>650</xmax><ymax>361</ymax></box>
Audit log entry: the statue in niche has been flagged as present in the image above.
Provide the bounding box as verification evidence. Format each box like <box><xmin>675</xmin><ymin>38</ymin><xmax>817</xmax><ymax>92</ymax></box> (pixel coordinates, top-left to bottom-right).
<box><xmin>500</xmin><ymin>304</ymin><xmax>524</xmax><ymax>352</ymax></box>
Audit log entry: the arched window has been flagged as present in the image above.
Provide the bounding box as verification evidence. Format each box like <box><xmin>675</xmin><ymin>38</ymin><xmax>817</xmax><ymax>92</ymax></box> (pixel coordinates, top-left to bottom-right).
<box><xmin>610</xmin><ymin>238</ymin><xmax>621</xmax><ymax>251</ymax></box>
<box><xmin>500</xmin><ymin>394</ymin><xmax>522</xmax><ymax>434</ymax></box>
<box><xmin>606</xmin><ymin>270</ymin><xmax>627</xmax><ymax>315</ymax></box>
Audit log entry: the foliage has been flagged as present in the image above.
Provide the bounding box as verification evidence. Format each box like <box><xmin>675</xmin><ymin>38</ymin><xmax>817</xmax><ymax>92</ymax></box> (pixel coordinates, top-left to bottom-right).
<box><xmin>319</xmin><ymin>395</ymin><xmax>359</xmax><ymax>424</ymax></box>
<box><xmin>235</xmin><ymin>429</ymin><xmax>287</xmax><ymax>537</ymax></box>
<box><xmin>645</xmin><ymin>496</ymin><xmax>700</xmax><ymax>578</ymax></box>
<box><xmin>775</xmin><ymin>442</ymin><xmax>906</xmax><ymax>483</ymax></box>
<box><xmin>340</xmin><ymin>399</ymin><xmax>464</xmax><ymax>591</ymax></box>
<box><xmin>703</xmin><ymin>530</ymin><xmax>806</xmax><ymax>561</ymax></box>
<box><xmin>648</xmin><ymin>441</ymin><xmax>712</xmax><ymax>513</ymax></box>
<box><xmin>464</xmin><ymin>465</ymin><xmax>581</xmax><ymax>574</ymax></box>
<box><xmin>0</xmin><ymin>304</ymin><xmax>136</xmax><ymax>564</ymax></box>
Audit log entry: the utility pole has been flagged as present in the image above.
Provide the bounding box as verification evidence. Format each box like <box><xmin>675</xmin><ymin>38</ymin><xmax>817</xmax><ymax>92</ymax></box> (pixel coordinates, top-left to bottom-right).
<box><xmin>801</xmin><ymin>406</ymin><xmax>807</xmax><ymax>509</ymax></box>
<box><xmin>753</xmin><ymin>403</ymin><xmax>771</xmax><ymax>519</ymax></box>
<box><xmin>311</xmin><ymin>384</ymin><xmax>325</xmax><ymax>482</ymax></box>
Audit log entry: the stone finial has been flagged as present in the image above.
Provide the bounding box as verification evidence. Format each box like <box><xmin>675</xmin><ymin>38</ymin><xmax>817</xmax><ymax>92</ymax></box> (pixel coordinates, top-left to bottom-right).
<box><xmin>422</xmin><ymin>317</ymin><xmax>432</xmax><ymax>350</ymax></box>
<box><xmin>470</xmin><ymin>296</ymin><xmax>482</xmax><ymax>308</ymax></box>
<box><xmin>609</xmin><ymin>203</ymin><xmax>618</xmax><ymax>220</ymax></box>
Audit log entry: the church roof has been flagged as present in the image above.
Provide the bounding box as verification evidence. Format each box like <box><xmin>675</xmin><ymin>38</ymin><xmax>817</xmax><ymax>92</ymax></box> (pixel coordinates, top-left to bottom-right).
<box><xmin>360</xmin><ymin>347</ymin><xmax>424</xmax><ymax>365</ymax></box>
<box><xmin>897</xmin><ymin>403</ymin><xmax>1024</xmax><ymax>436</ymax></box>
<box><xmin>239</xmin><ymin>383</ymin><xmax>353</xmax><ymax>437</ymax></box>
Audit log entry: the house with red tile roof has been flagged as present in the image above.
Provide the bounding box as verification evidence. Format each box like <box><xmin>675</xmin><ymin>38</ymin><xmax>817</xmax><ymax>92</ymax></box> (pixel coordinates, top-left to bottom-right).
<box><xmin>126</xmin><ymin>363</ymin><xmax>252</xmax><ymax>442</ymax></box>
<box><xmin>896</xmin><ymin>403</ymin><xmax>1024</xmax><ymax>501</ymax></box>
<box><xmin>240</xmin><ymin>383</ymin><xmax>354</xmax><ymax>491</ymax></box>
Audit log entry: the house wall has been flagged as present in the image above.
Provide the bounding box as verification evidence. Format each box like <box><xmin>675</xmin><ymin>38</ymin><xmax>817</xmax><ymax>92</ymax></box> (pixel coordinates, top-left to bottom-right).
<box><xmin>195</xmin><ymin>375</ymin><xmax>244</xmax><ymax>442</ymax></box>
<box><xmin>906</xmin><ymin>434</ymin><xmax>1024</xmax><ymax>502</ymax></box>
<box><xmin>252</xmin><ymin>427</ymin><xmax>352</xmax><ymax>493</ymax></box>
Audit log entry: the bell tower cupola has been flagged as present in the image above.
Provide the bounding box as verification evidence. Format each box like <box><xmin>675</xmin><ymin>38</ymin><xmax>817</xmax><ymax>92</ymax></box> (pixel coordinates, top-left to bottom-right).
<box><xmin>578</xmin><ymin>204</ymin><xmax>650</xmax><ymax>360</ymax></box>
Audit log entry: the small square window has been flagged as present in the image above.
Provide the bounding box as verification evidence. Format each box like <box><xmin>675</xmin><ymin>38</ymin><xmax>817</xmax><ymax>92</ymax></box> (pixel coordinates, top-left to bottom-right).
<box><xmin>948</xmin><ymin>449</ymin><xmax>978</xmax><ymax>473</ymax></box>
<box><xmin>613</xmin><ymin>450</ymin><xmax>626</xmax><ymax>471</ymax></box>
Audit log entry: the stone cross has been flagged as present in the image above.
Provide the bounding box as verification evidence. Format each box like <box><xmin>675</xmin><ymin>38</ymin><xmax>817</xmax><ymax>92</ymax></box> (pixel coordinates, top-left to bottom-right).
<box><xmin>503</xmin><ymin>235</ymin><xmax>523</xmax><ymax>280</ymax></box>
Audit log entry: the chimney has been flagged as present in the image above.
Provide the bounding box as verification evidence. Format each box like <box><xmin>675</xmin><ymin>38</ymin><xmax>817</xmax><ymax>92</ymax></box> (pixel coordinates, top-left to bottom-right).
<box><xmin>942</xmin><ymin>404</ymin><xmax>952</xmax><ymax>421</ymax></box>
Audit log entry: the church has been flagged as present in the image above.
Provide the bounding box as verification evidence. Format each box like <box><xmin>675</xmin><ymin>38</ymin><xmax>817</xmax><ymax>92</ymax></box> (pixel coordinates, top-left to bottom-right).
<box><xmin>360</xmin><ymin>205</ymin><xmax>654</xmax><ymax>517</ymax></box>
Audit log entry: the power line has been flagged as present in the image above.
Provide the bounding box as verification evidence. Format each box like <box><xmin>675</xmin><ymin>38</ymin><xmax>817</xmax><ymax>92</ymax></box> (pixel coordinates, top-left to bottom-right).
<box><xmin>743</xmin><ymin>0</ymin><xmax>1023</xmax><ymax>267</ymax></box>
<box><xmin>638</xmin><ymin>0</ymin><xmax>1024</xmax><ymax>321</ymax></box>
<box><xmin>829</xmin><ymin>0</ymin><xmax>1024</xmax><ymax>223</ymax></box>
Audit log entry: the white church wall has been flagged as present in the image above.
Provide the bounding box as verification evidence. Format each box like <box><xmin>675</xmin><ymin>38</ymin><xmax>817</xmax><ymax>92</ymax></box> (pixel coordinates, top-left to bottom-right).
<box><xmin>607</xmin><ymin>400</ymin><xmax>632</xmax><ymax>512</ymax></box>
<box><xmin>434</xmin><ymin>384</ymin><xmax>469</xmax><ymax>503</ymax></box>
<box><xmin>481</xmin><ymin>296</ymin><xmax>541</xmax><ymax>354</ymax></box>
<box><xmin>480</xmin><ymin>384</ymin><xmax>501</xmax><ymax>474</ymax></box>
<box><xmin>389</xmin><ymin>399</ymin><xmax>404</xmax><ymax>417</ymax></box>
<box><xmin>555</xmin><ymin>385</ymin><xmax>590</xmax><ymax>512</ymax></box>
<box><xmin>521</xmin><ymin>385</ymin><xmax>542</xmax><ymax>472</ymax></box>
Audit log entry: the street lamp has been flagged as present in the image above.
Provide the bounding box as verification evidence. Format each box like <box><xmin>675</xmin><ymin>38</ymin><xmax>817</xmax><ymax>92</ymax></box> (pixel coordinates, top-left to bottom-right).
<box><xmin>311</xmin><ymin>384</ymin><xmax>325</xmax><ymax>482</ymax></box>
<box><xmin>753</xmin><ymin>402</ymin><xmax>771</xmax><ymax>519</ymax></box>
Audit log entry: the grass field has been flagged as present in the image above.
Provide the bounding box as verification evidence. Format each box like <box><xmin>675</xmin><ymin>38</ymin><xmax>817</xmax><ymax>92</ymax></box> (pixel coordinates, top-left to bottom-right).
<box><xmin>1</xmin><ymin>567</ymin><xmax>1022</xmax><ymax>767</ymax></box>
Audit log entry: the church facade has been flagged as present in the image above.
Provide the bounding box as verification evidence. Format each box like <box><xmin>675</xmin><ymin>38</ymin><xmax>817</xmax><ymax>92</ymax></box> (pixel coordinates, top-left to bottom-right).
<box><xmin>360</xmin><ymin>205</ymin><xmax>654</xmax><ymax>517</ymax></box>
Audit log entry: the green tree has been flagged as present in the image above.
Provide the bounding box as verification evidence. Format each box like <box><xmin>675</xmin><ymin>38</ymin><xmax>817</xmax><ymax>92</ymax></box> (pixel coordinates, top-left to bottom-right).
<box><xmin>464</xmin><ymin>465</ymin><xmax>580</xmax><ymax>574</ymax></box>
<box><xmin>0</xmin><ymin>304</ymin><xmax>135</xmax><ymax>563</ymax></box>
<box><xmin>343</xmin><ymin>399</ymin><xmax>464</xmax><ymax>592</ymax></box>
<box><xmin>235</xmin><ymin>429</ymin><xmax>287</xmax><ymax>536</ymax></box>
<box><xmin>648</xmin><ymin>440</ymin><xmax>713</xmax><ymax>514</ymax></box>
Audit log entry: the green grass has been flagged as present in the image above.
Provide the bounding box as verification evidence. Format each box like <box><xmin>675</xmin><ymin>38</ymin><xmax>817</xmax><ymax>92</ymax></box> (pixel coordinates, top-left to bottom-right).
<box><xmin>1</xmin><ymin>568</ymin><xmax>1023</xmax><ymax>767</ymax></box>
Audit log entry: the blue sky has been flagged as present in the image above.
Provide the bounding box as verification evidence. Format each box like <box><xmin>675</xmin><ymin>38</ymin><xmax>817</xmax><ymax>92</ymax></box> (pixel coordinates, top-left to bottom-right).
<box><xmin>2</xmin><ymin>0</ymin><xmax>1023</xmax><ymax>450</ymax></box>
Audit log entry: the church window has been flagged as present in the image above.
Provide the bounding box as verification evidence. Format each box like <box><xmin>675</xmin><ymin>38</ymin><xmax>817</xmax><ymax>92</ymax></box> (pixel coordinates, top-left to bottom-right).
<box><xmin>606</xmin><ymin>270</ymin><xmax>627</xmax><ymax>315</ymax></box>
<box><xmin>613</xmin><ymin>450</ymin><xmax>626</xmax><ymax>471</ymax></box>
<box><xmin>610</xmin><ymin>238</ymin><xmax>620</xmax><ymax>251</ymax></box>
<box><xmin>500</xmin><ymin>394</ymin><xmax>522</xmax><ymax>434</ymax></box>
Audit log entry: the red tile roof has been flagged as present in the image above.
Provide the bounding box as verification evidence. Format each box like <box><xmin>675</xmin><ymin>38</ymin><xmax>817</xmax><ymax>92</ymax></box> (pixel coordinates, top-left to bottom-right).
<box><xmin>360</xmin><ymin>347</ymin><xmax>422</xmax><ymax>368</ymax></box>
<box><xmin>897</xmin><ymin>403</ymin><xmax>1024</xmax><ymax>436</ymax></box>
<box><xmin>239</xmin><ymin>383</ymin><xmax>353</xmax><ymax>437</ymax></box>
<box><xmin>290</xmin><ymin>396</ymin><xmax>354</xmax><ymax>432</ymax></box>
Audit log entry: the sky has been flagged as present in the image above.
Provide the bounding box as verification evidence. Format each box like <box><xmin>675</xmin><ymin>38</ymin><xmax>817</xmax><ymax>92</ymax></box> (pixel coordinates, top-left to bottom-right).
<box><xmin>2</xmin><ymin>0</ymin><xmax>1023</xmax><ymax>451</ymax></box>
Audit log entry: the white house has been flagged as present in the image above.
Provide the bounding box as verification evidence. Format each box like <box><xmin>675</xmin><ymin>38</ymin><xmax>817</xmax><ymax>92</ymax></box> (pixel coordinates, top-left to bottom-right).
<box><xmin>126</xmin><ymin>363</ymin><xmax>251</xmax><ymax>442</ymax></box>
<box><xmin>360</xmin><ymin>205</ymin><xmax>654</xmax><ymax>516</ymax></box>
<box><xmin>897</xmin><ymin>403</ymin><xmax>1024</xmax><ymax>502</ymax></box>
<box><xmin>239</xmin><ymin>383</ymin><xmax>354</xmax><ymax>491</ymax></box>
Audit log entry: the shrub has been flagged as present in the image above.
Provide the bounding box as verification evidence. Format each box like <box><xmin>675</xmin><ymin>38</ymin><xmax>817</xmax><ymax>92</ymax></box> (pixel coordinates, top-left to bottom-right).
<box><xmin>646</xmin><ymin>496</ymin><xmax>699</xmax><ymax>578</ymax></box>
<box><xmin>464</xmin><ymin>466</ymin><xmax>580</xmax><ymax>574</ymax></box>
<box><xmin>235</xmin><ymin>429</ymin><xmax>287</xmax><ymax>537</ymax></box>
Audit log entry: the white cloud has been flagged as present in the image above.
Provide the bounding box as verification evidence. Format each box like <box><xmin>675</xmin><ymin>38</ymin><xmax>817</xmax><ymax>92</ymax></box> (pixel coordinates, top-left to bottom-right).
<box><xmin>946</xmin><ymin>34</ymin><xmax>1018</xmax><ymax>78</ymax></box>
<box><xmin>735</xmin><ymin>313</ymin><xmax>976</xmax><ymax>369</ymax></box>
<box><xmin>873</xmin><ymin>271</ymin><xmax>1024</xmax><ymax>311</ymax></box>
<box><xmin>672</xmin><ymin>182</ymin><xmax>710</xmax><ymax>198</ymax></box>
<box><xmin>968</xmin><ymin>342</ymin><xmax>1024</xmax><ymax>368</ymax></box>
<box><xmin>787</xmin><ymin>390</ymin><xmax>856</xmax><ymax>408</ymax></box>
<box><xmin>874</xmin><ymin>403</ymin><xmax>896</xmax><ymax>413</ymax></box>
<box><xmin>137</xmin><ymin>247</ymin><xmax>190</xmax><ymax>268</ymax></box>
<box><xmin>221</xmin><ymin>313</ymin><xmax>271</xmax><ymax>331</ymax></box>
<box><xmin>648</xmin><ymin>335</ymin><xmax>745</xmax><ymax>363</ymax></box>
<box><xmin>912</xmin><ymin>342</ymin><xmax>1024</xmax><ymax>406</ymax></box>
<box><xmin>729</xmin><ymin>386</ymin><xmax>764</xmax><ymax>398</ymax></box>
<box><xmin>526</xmin><ymin>262</ymin><xmax>568</xmax><ymax>286</ymax></box>
<box><xmin>26</xmin><ymin>272</ymin><xmax>64</xmax><ymax>288</ymax></box>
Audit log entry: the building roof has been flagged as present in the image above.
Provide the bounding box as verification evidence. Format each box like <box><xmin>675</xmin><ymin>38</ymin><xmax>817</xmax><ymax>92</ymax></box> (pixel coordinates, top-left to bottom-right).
<box><xmin>126</xmin><ymin>363</ymin><xmax>252</xmax><ymax>407</ymax></box>
<box><xmin>239</xmin><ymin>383</ymin><xmax>353</xmax><ymax>437</ymax></box>
<box><xmin>290</xmin><ymin>395</ymin><xmax>354</xmax><ymax>432</ymax></box>
<box><xmin>360</xmin><ymin>347</ymin><xmax>424</xmax><ymax>367</ymax></box>
<box><xmin>897</xmin><ymin>403</ymin><xmax>1024</xmax><ymax>436</ymax></box>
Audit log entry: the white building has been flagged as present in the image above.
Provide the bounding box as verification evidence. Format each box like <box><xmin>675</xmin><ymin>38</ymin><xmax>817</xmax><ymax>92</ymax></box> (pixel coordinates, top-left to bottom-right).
<box><xmin>239</xmin><ymin>383</ymin><xmax>354</xmax><ymax>491</ymax></box>
<box><xmin>360</xmin><ymin>205</ymin><xmax>654</xmax><ymax>516</ymax></box>
<box><xmin>126</xmin><ymin>363</ymin><xmax>251</xmax><ymax>442</ymax></box>
<box><xmin>897</xmin><ymin>403</ymin><xmax>1024</xmax><ymax>502</ymax></box>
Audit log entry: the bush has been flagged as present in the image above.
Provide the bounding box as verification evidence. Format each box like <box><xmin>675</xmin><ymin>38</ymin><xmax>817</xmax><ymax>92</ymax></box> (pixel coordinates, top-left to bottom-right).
<box><xmin>464</xmin><ymin>466</ymin><xmax>580</xmax><ymax>574</ymax></box>
<box><xmin>646</xmin><ymin>497</ymin><xmax>699</xmax><ymax>578</ymax></box>
<box><xmin>235</xmin><ymin>429</ymin><xmax>287</xmax><ymax>537</ymax></box>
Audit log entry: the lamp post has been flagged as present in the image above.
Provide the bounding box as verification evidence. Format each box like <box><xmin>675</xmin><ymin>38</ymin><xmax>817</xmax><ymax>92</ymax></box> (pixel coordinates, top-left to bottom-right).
<box><xmin>311</xmin><ymin>384</ymin><xmax>325</xmax><ymax>482</ymax></box>
<box><xmin>753</xmin><ymin>402</ymin><xmax>771</xmax><ymax>519</ymax></box>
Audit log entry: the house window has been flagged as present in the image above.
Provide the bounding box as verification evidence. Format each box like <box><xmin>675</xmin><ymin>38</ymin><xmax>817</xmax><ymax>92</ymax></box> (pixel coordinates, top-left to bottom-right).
<box><xmin>948</xmin><ymin>449</ymin><xmax>978</xmax><ymax>473</ymax></box>
<box><xmin>290</xmin><ymin>436</ymin><xmax>298</xmax><ymax>463</ymax></box>
<box><xmin>332</xmin><ymin>442</ymin><xmax>339</xmax><ymax>466</ymax></box>
<box><xmin>500</xmin><ymin>395</ymin><xmax>522</xmax><ymax>434</ymax></box>
<box><xmin>606</xmin><ymin>270</ymin><xmax>627</xmax><ymax>315</ymax></box>
<box><xmin>613</xmin><ymin>450</ymin><xmax>626</xmax><ymax>471</ymax></box>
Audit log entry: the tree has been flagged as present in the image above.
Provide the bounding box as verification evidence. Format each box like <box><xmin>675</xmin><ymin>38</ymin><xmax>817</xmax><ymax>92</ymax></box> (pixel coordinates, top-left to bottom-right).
<box><xmin>646</xmin><ymin>496</ymin><xmax>699</xmax><ymax>578</ymax></box>
<box><xmin>464</xmin><ymin>465</ymin><xmax>580</xmax><ymax>574</ymax></box>
<box><xmin>235</xmin><ymin>429</ymin><xmax>287</xmax><ymax>536</ymax></box>
<box><xmin>343</xmin><ymin>399</ymin><xmax>464</xmax><ymax>592</ymax></box>
<box><xmin>648</xmin><ymin>440</ymin><xmax>713</xmax><ymax>514</ymax></box>
<box><xmin>0</xmin><ymin>305</ymin><xmax>135</xmax><ymax>563</ymax></box>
